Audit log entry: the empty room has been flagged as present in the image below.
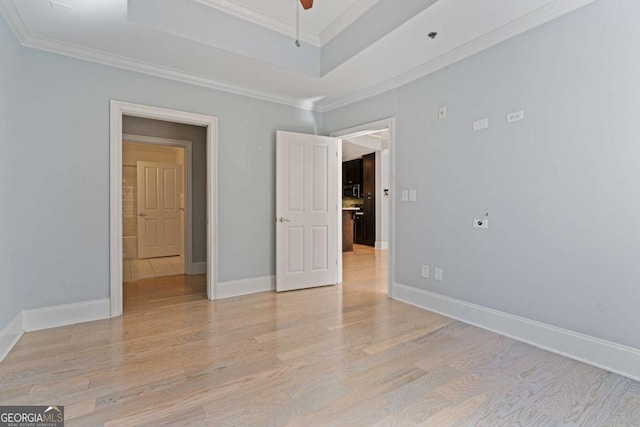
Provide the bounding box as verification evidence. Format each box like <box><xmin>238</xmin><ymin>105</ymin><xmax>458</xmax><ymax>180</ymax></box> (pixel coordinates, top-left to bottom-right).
<box><xmin>1</xmin><ymin>0</ymin><xmax>639</xmax><ymax>425</ymax></box>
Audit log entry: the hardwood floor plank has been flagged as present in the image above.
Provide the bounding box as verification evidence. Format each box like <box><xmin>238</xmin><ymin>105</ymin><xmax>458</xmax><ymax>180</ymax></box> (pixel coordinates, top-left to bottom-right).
<box><xmin>0</xmin><ymin>245</ymin><xmax>638</xmax><ymax>426</ymax></box>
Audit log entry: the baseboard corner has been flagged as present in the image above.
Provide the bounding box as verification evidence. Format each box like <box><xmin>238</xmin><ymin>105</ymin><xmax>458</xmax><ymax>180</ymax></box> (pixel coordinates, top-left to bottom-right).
<box><xmin>374</xmin><ymin>241</ymin><xmax>389</xmax><ymax>250</ymax></box>
<box><xmin>0</xmin><ymin>312</ymin><xmax>24</xmax><ymax>363</ymax></box>
<box><xmin>217</xmin><ymin>275</ymin><xmax>275</xmax><ymax>300</ymax></box>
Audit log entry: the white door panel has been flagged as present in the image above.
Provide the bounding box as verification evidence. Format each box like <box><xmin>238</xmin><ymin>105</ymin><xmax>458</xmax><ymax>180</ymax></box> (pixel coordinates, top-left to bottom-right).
<box><xmin>137</xmin><ymin>161</ymin><xmax>182</xmax><ymax>259</ymax></box>
<box><xmin>276</xmin><ymin>131</ymin><xmax>338</xmax><ymax>292</ymax></box>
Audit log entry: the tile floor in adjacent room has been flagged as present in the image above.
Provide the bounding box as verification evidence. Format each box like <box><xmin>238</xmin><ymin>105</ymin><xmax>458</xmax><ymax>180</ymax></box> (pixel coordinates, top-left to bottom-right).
<box><xmin>123</xmin><ymin>255</ymin><xmax>184</xmax><ymax>282</ymax></box>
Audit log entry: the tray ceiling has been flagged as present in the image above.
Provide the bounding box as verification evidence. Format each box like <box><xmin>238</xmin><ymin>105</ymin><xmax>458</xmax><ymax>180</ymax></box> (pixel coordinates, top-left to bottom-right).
<box><xmin>0</xmin><ymin>0</ymin><xmax>594</xmax><ymax>111</ymax></box>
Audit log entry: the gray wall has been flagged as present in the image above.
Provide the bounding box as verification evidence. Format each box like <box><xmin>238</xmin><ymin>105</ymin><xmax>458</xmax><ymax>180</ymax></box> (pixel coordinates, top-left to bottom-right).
<box><xmin>122</xmin><ymin>116</ymin><xmax>207</xmax><ymax>263</ymax></box>
<box><xmin>0</xmin><ymin>15</ymin><xmax>22</xmax><ymax>329</ymax></box>
<box><xmin>325</xmin><ymin>0</ymin><xmax>640</xmax><ymax>349</ymax></box>
<box><xmin>4</xmin><ymin>15</ymin><xmax>321</xmax><ymax>310</ymax></box>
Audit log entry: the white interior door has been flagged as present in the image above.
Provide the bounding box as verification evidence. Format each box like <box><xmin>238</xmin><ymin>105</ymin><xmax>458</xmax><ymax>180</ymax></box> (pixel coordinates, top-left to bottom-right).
<box><xmin>137</xmin><ymin>161</ymin><xmax>182</xmax><ymax>259</ymax></box>
<box><xmin>276</xmin><ymin>131</ymin><xmax>338</xmax><ymax>292</ymax></box>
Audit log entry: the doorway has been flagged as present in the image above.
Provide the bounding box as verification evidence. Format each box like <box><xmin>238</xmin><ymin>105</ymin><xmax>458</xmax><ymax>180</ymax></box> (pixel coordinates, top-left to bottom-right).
<box><xmin>331</xmin><ymin>118</ymin><xmax>395</xmax><ymax>298</ymax></box>
<box><xmin>110</xmin><ymin>101</ymin><xmax>218</xmax><ymax>317</ymax></box>
<box><xmin>121</xmin><ymin>135</ymin><xmax>191</xmax><ymax>282</ymax></box>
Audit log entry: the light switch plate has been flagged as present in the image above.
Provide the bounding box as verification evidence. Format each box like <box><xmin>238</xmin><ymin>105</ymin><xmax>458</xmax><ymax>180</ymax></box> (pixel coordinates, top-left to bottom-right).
<box><xmin>409</xmin><ymin>190</ymin><xmax>417</xmax><ymax>202</ymax></box>
<box><xmin>473</xmin><ymin>118</ymin><xmax>489</xmax><ymax>131</ymax></box>
<box><xmin>438</xmin><ymin>106</ymin><xmax>447</xmax><ymax>120</ymax></box>
<box><xmin>434</xmin><ymin>268</ymin><xmax>443</xmax><ymax>282</ymax></box>
<box><xmin>421</xmin><ymin>265</ymin><xmax>430</xmax><ymax>279</ymax></box>
<box><xmin>401</xmin><ymin>190</ymin><xmax>409</xmax><ymax>202</ymax></box>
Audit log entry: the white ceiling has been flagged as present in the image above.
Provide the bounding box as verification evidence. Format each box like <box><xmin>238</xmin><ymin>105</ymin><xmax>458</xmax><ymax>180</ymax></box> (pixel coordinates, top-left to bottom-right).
<box><xmin>1</xmin><ymin>0</ymin><xmax>594</xmax><ymax>112</ymax></box>
<box><xmin>343</xmin><ymin>131</ymin><xmax>386</xmax><ymax>162</ymax></box>
<box><xmin>197</xmin><ymin>0</ymin><xmax>379</xmax><ymax>46</ymax></box>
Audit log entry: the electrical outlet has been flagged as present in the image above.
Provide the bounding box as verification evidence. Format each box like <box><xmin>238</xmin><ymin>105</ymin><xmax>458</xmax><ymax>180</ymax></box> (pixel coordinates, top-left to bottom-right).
<box><xmin>473</xmin><ymin>218</ymin><xmax>489</xmax><ymax>229</ymax></box>
<box><xmin>507</xmin><ymin>110</ymin><xmax>524</xmax><ymax>123</ymax></box>
<box><xmin>421</xmin><ymin>265</ymin><xmax>430</xmax><ymax>279</ymax></box>
<box><xmin>473</xmin><ymin>118</ymin><xmax>489</xmax><ymax>131</ymax></box>
<box><xmin>434</xmin><ymin>267</ymin><xmax>443</xmax><ymax>282</ymax></box>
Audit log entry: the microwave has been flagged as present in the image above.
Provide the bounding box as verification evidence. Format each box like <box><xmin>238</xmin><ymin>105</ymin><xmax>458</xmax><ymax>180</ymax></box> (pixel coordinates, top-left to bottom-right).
<box><xmin>343</xmin><ymin>183</ymin><xmax>361</xmax><ymax>198</ymax></box>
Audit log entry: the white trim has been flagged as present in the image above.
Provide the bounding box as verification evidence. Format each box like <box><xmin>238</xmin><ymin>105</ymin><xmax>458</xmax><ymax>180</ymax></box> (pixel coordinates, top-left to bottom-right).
<box><xmin>318</xmin><ymin>0</ymin><xmax>380</xmax><ymax>45</ymax></box>
<box><xmin>217</xmin><ymin>276</ymin><xmax>275</xmax><ymax>300</ymax></box>
<box><xmin>191</xmin><ymin>261</ymin><xmax>208</xmax><ymax>275</ymax></box>
<box><xmin>0</xmin><ymin>313</ymin><xmax>24</xmax><ymax>363</ymax></box>
<box><xmin>0</xmin><ymin>0</ymin><xmax>28</xmax><ymax>42</ymax></box>
<box><xmin>194</xmin><ymin>0</ymin><xmax>320</xmax><ymax>47</ymax></box>
<box><xmin>22</xmin><ymin>299</ymin><xmax>111</xmax><ymax>332</ymax></box>
<box><xmin>122</xmin><ymin>134</ymin><xmax>194</xmax><ymax>275</ymax></box>
<box><xmin>317</xmin><ymin>0</ymin><xmax>596</xmax><ymax>112</ymax></box>
<box><xmin>393</xmin><ymin>283</ymin><xmax>640</xmax><ymax>382</ymax></box>
<box><xmin>195</xmin><ymin>0</ymin><xmax>380</xmax><ymax>47</ymax></box>
<box><xmin>111</xmin><ymin>101</ymin><xmax>219</xmax><ymax>317</ymax></box>
<box><xmin>0</xmin><ymin>0</ymin><xmax>592</xmax><ymax>114</ymax></box>
<box><xmin>374</xmin><ymin>241</ymin><xmax>388</xmax><ymax>250</ymax></box>
<box><xmin>6</xmin><ymin>32</ymin><xmax>316</xmax><ymax>111</ymax></box>
<box><xmin>331</xmin><ymin>118</ymin><xmax>396</xmax><ymax>298</ymax></box>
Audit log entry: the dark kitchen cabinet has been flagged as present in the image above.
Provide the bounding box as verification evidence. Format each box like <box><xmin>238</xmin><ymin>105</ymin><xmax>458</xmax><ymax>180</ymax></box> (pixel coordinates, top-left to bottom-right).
<box><xmin>342</xmin><ymin>159</ymin><xmax>362</xmax><ymax>186</ymax></box>
<box><xmin>355</xmin><ymin>153</ymin><xmax>376</xmax><ymax>247</ymax></box>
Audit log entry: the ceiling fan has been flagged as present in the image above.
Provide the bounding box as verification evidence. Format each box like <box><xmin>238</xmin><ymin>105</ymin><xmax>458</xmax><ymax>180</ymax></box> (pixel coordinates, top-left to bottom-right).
<box><xmin>299</xmin><ymin>0</ymin><xmax>314</xmax><ymax>10</ymax></box>
<box><xmin>294</xmin><ymin>0</ymin><xmax>313</xmax><ymax>47</ymax></box>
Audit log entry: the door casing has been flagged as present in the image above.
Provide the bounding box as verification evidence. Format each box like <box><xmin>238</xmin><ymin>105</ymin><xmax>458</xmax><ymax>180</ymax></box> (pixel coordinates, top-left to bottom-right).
<box><xmin>110</xmin><ymin>100</ymin><xmax>218</xmax><ymax>317</ymax></box>
<box><xmin>330</xmin><ymin>118</ymin><xmax>396</xmax><ymax>298</ymax></box>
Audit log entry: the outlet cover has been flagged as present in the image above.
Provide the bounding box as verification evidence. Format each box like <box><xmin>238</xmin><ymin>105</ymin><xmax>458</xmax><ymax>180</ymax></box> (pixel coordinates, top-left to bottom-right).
<box><xmin>434</xmin><ymin>268</ymin><xmax>443</xmax><ymax>282</ymax></box>
<box><xmin>473</xmin><ymin>118</ymin><xmax>489</xmax><ymax>131</ymax></box>
<box><xmin>507</xmin><ymin>110</ymin><xmax>524</xmax><ymax>123</ymax></box>
<box><xmin>473</xmin><ymin>218</ymin><xmax>489</xmax><ymax>229</ymax></box>
<box><xmin>421</xmin><ymin>265</ymin><xmax>430</xmax><ymax>279</ymax></box>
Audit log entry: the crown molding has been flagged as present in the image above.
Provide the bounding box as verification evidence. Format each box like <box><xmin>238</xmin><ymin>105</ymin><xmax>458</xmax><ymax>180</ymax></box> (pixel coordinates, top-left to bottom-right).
<box><xmin>0</xmin><ymin>0</ymin><xmax>317</xmax><ymax>110</ymax></box>
<box><xmin>2</xmin><ymin>0</ymin><xmax>594</xmax><ymax>115</ymax></box>
<box><xmin>318</xmin><ymin>0</ymin><xmax>595</xmax><ymax>112</ymax></box>
<box><xmin>319</xmin><ymin>0</ymin><xmax>380</xmax><ymax>45</ymax></box>
<box><xmin>0</xmin><ymin>0</ymin><xmax>28</xmax><ymax>43</ymax></box>
<box><xmin>195</xmin><ymin>0</ymin><xmax>321</xmax><ymax>47</ymax></box>
<box><xmin>0</xmin><ymin>10</ymin><xmax>318</xmax><ymax>112</ymax></box>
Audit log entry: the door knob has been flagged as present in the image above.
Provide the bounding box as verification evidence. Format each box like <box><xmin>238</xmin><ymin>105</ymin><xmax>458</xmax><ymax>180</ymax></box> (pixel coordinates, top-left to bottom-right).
<box><xmin>278</xmin><ymin>217</ymin><xmax>291</xmax><ymax>222</ymax></box>
<box><xmin>138</xmin><ymin>213</ymin><xmax>147</xmax><ymax>217</ymax></box>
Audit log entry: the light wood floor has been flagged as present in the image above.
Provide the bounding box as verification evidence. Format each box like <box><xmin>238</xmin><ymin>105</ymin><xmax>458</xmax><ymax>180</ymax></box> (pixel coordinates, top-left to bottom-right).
<box><xmin>1</xmin><ymin>245</ymin><xmax>639</xmax><ymax>426</ymax></box>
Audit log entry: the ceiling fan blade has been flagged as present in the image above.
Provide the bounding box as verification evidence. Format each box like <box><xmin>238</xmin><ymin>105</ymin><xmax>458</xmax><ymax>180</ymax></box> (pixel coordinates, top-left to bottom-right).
<box><xmin>300</xmin><ymin>0</ymin><xmax>313</xmax><ymax>10</ymax></box>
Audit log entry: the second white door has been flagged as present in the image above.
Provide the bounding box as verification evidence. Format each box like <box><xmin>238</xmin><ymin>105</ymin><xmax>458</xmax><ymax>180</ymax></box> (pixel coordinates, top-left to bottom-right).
<box><xmin>137</xmin><ymin>161</ymin><xmax>182</xmax><ymax>259</ymax></box>
<box><xmin>276</xmin><ymin>131</ymin><xmax>338</xmax><ymax>292</ymax></box>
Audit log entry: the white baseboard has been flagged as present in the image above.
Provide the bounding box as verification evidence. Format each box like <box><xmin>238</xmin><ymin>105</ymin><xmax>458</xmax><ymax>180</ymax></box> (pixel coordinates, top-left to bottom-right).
<box><xmin>375</xmin><ymin>241</ymin><xmax>388</xmax><ymax>250</ymax></box>
<box><xmin>22</xmin><ymin>299</ymin><xmax>111</xmax><ymax>332</ymax></box>
<box><xmin>0</xmin><ymin>312</ymin><xmax>24</xmax><ymax>362</ymax></box>
<box><xmin>190</xmin><ymin>262</ymin><xmax>207</xmax><ymax>275</ymax></box>
<box><xmin>217</xmin><ymin>275</ymin><xmax>275</xmax><ymax>300</ymax></box>
<box><xmin>393</xmin><ymin>283</ymin><xmax>640</xmax><ymax>382</ymax></box>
